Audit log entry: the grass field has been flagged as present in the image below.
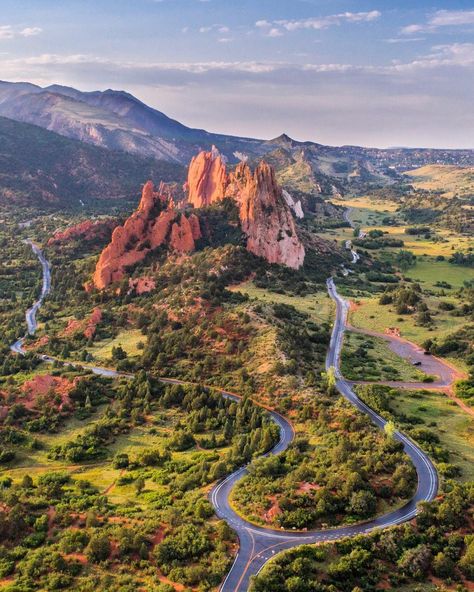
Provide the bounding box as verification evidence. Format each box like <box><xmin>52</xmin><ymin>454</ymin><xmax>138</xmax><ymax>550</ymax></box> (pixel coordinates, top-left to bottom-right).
<box><xmin>390</xmin><ymin>389</ymin><xmax>474</xmax><ymax>481</ymax></box>
<box><xmin>1</xmin><ymin>404</ymin><xmax>218</xmax><ymax>506</ymax></box>
<box><xmin>230</xmin><ymin>281</ymin><xmax>334</xmax><ymax>325</ymax></box>
<box><xmin>404</xmin><ymin>164</ymin><xmax>474</xmax><ymax>199</ymax></box>
<box><xmin>350</xmin><ymin>295</ymin><xmax>468</xmax><ymax>355</ymax></box>
<box><xmin>332</xmin><ymin>196</ymin><xmax>401</xmax><ymax>227</ymax></box>
<box><xmin>341</xmin><ymin>331</ymin><xmax>427</xmax><ymax>382</ymax></box>
<box><xmin>404</xmin><ymin>258</ymin><xmax>474</xmax><ymax>290</ymax></box>
<box><xmin>326</xmin><ymin>195</ymin><xmax>473</xmax><ymax>258</ymax></box>
<box><xmin>88</xmin><ymin>328</ymin><xmax>144</xmax><ymax>362</ymax></box>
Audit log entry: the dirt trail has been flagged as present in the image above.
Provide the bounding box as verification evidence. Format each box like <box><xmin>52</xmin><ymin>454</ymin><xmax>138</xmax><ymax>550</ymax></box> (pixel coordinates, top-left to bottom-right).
<box><xmin>346</xmin><ymin>319</ymin><xmax>473</xmax><ymax>418</ymax></box>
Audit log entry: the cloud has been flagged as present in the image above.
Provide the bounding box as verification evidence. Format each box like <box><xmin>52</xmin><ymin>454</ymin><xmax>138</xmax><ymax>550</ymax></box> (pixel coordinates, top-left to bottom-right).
<box><xmin>0</xmin><ymin>26</ymin><xmax>14</xmax><ymax>40</ymax></box>
<box><xmin>266</xmin><ymin>28</ymin><xmax>283</xmax><ymax>38</ymax></box>
<box><xmin>0</xmin><ymin>25</ymin><xmax>42</xmax><ymax>40</ymax></box>
<box><xmin>385</xmin><ymin>37</ymin><xmax>425</xmax><ymax>44</ymax></box>
<box><xmin>273</xmin><ymin>11</ymin><xmax>381</xmax><ymax>32</ymax></box>
<box><xmin>431</xmin><ymin>10</ymin><xmax>474</xmax><ymax>27</ymax></box>
<box><xmin>20</xmin><ymin>27</ymin><xmax>43</xmax><ymax>37</ymax></box>
<box><xmin>402</xmin><ymin>9</ymin><xmax>474</xmax><ymax>35</ymax></box>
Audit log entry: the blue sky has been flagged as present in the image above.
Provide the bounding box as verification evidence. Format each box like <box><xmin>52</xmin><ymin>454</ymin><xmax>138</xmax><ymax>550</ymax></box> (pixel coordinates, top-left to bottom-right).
<box><xmin>1</xmin><ymin>0</ymin><xmax>473</xmax><ymax>147</ymax></box>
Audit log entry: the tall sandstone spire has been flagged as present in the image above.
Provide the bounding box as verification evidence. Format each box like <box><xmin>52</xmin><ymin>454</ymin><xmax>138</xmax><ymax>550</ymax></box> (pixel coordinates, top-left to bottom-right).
<box><xmin>184</xmin><ymin>146</ymin><xmax>228</xmax><ymax>208</ymax></box>
<box><xmin>185</xmin><ymin>151</ymin><xmax>305</xmax><ymax>269</ymax></box>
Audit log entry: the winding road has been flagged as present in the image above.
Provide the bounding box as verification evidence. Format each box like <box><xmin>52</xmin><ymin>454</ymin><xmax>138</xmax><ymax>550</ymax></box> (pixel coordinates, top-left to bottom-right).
<box><xmin>10</xmin><ymin>240</ymin><xmax>51</xmax><ymax>354</ymax></box>
<box><xmin>10</xmin><ymin>239</ymin><xmax>439</xmax><ymax>592</ymax></box>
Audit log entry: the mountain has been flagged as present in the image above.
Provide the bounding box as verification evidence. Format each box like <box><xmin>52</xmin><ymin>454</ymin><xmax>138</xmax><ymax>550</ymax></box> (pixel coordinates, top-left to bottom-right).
<box><xmin>0</xmin><ymin>116</ymin><xmax>184</xmax><ymax>205</ymax></box>
<box><xmin>0</xmin><ymin>81</ymin><xmax>263</xmax><ymax>164</ymax></box>
<box><xmin>0</xmin><ymin>80</ymin><xmax>473</xmax><ymax>200</ymax></box>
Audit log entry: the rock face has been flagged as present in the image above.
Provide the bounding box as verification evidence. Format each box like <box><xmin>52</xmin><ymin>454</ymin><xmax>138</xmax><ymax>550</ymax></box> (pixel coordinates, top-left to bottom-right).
<box><xmin>185</xmin><ymin>146</ymin><xmax>228</xmax><ymax>208</ymax></box>
<box><xmin>92</xmin><ymin>181</ymin><xmax>201</xmax><ymax>289</ymax></box>
<box><xmin>185</xmin><ymin>151</ymin><xmax>305</xmax><ymax>269</ymax></box>
<box><xmin>231</xmin><ymin>162</ymin><xmax>305</xmax><ymax>269</ymax></box>
<box><xmin>48</xmin><ymin>219</ymin><xmax>117</xmax><ymax>246</ymax></box>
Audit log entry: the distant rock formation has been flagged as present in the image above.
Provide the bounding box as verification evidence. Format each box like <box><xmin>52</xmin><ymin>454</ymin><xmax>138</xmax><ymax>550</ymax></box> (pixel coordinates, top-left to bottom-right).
<box><xmin>184</xmin><ymin>146</ymin><xmax>228</xmax><ymax>208</ymax></box>
<box><xmin>91</xmin><ymin>181</ymin><xmax>201</xmax><ymax>289</ymax></box>
<box><xmin>48</xmin><ymin>219</ymin><xmax>117</xmax><ymax>246</ymax></box>
<box><xmin>185</xmin><ymin>149</ymin><xmax>305</xmax><ymax>269</ymax></box>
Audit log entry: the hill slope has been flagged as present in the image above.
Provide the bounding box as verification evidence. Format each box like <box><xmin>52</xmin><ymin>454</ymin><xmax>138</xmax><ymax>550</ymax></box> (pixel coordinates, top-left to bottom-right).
<box><xmin>0</xmin><ymin>116</ymin><xmax>184</xmax><ymax>206</ymax></box>
<box><xmin>1</xmin><ymin>81</ymin><xmax>474</xmax><ymax>198</ymax></box>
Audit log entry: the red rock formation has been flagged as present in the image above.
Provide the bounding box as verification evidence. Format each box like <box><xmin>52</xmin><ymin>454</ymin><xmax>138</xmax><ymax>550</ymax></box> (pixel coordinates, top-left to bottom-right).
<box><xmin>232</xmin><ymin>161</ymin><xmax>305</xmax><ymax>269</ymax></box>
<box><xmin>185</xmin><ymin>146</ymin><xmax>228</xmax><ymax>208</ymax></box>
<box><xmin>48</xmin><ymin>219</ymin><xmax>117</xmax><ymax>246</ymax></box>
<box><xmin>62</xmin><ymin>307</ymin><xmax>102</xmax><ymax>339</ymax></box>
<box><xmin>128</xmin><ymin>276</ymin><xmax>156</xmax><ymax>295</ymax></box>
<box><xmin>92</xmin><ymin>181</ymin><xmax>200</xmax><ymax>289</ymax></box>
<box><xmin>184</xmin><ymin>151</ymin><xmax>305</xmax><ymax>269</ymax></box>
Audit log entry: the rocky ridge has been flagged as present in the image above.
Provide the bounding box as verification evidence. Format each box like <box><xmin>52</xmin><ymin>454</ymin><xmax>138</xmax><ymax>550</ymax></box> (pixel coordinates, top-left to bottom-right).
<box><xmin>184</xmin><ymin>148</ymin><xmax>305</xmax><ymax>269</ymax></box>
<box><xmin>91</xmin><ymin>181</ymin><xmax>201</xmax><ymax>290</ymax></box>
<box><xmin>91</xmin><ymin>148</ymin><xmax>305</xmax><ymax>289</ymax></box>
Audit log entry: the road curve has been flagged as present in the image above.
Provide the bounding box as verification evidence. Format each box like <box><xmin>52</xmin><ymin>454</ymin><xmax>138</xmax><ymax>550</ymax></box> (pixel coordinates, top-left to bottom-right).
<box><xmin>10</xmin><ymin>240</ymin><xmax>51</xmax><ymax>354</ymax></box>
<box><xmin>10</xmin><ymin>241</ymin><xmax>438</xmax><ymax>592</ymax></box>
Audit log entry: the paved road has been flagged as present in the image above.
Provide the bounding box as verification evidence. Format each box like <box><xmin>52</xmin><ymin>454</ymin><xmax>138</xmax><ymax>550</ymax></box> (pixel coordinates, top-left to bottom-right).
<box><xmin>209</xmin><ymin>277</ymin><xmax>438</xmax><ymax>591</ymax></box>
<box><xmin>10</xmin><ymin>240</ymin><xmax>51</xmax><ymax>354</ymax></box>
<box><xmin>10</xmin><ymin>238</ymin><xmax>438</xmax><ymax>592</ymax></box>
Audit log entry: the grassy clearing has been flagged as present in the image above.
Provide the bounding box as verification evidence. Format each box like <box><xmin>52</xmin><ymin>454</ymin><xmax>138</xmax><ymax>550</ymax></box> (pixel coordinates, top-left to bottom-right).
<box><xmin>332</xmin><ymin>196</ymin><xmax>401</xmax><ymax>227</ymax></box>
<box><xmin>230</xmin><ymin>280</ymin><xmax>334</xmax><ymax>326</ymax></box>
<box><xmin>327</xmin><ymin>195</ymin><xmax>473</xmax><ymax>257</ymax></box>
<box><xmin>88</xmin><ymin>328</ymin><xmax>144</xmax><ymax>361</ymax></box>
<box><xmin>1</xmin><ymin>406</ymin><xmax>217</xmax><ymax>505</ymax></box>
<box><xmin>350</xmin><ymin>295</ymin><xmax>468</xmax><ymax>352</ymax></box>
<box><xmin>404</xmin><ymin>258</ymin><xmax>474</xmax><ymax>290</ymax></box>
<box><xmin>341</xmin><ymin>331</ymin><xmax>427</xmax><ymax>382</ymax></box>
<box><xmin>390</xmin><ymin>389</ymin><xmax>474</xmax><ymax>481</ymax></box>
<box><xmin>404</xmin><ymin>164</ymin><xmax>474</xmax><ymax>198</ymax></box>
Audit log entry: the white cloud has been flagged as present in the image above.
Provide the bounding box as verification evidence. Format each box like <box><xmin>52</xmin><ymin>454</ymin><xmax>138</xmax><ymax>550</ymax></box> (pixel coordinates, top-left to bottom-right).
<box><xmin>274</xmin><ymin>11</ymin><xmax>381</xmax><ymax>32</ymax></box>
<box><xmin>385</xmin><ymin>37</ymin><xmax>425</xmax><ymax>44</ymax></box>
<box><xmin>0</xmin><ymin>25</ymin><xmax>42</xmax><ymax>40</ymax></box>
<box><xmin>266</xmin><ymin>28</ymin><xmax>283</xmax><ymax>38</ymax></box>
<box><xmin>255</xmin><ymin>20</ymin><xmax>271</xmax><ymax>28</ymax></box>
<box><xmin>402</xmin><ymin>9</ymin><xmax>474</xmax><ymax>35</ymax></box>
<box><xmin>431</xmin><ymin>10</ymin><xmax>474</xmax><ymax>27</ymax></box>
<box><xmin>0</xmin><ymin>26</ymin><xmax>14</xmax><ymax>40</ymax></box>
<box><xmin>20</xmin><ymin>27</ymin><xmax>43</xmax><ymax>37</ymax></box>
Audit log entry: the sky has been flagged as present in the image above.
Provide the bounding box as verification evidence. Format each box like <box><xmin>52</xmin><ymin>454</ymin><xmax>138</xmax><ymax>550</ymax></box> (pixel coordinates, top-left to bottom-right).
<box><xmin>0</xmin><ymin>0</ymin><xmax>473</xmax><ymax>148</ymax></box>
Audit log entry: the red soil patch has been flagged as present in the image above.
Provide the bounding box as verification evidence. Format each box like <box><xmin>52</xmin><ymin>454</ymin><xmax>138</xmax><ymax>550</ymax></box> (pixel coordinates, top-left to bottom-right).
<box><xmin>156</xmin><ymin>573</ymin><xmax>189</xmax><ymax>591</ymax></box>
<box><xmin>62</xmin><ymin>307</ymin><xmax>102</xmax><ymax>340</ymax></box>
<box><xmin>297</xmin><ymin>482</ymin><xmax>322</xmax><ymax>494</ymax></box>
<box><xmin>263</xmin><ymin>496</ymin><xmax>282</xmax><ymax>522</ymax></box>
<box><xmin>63</xmin><ymin>553</ymin><xmax>87</xmax><ymax>565</ymax></box>
<box><xmin>24</xmin><ymin>335</ymin><xmax>50</xmax><ymax>351</ymax></box>
<box><xmin>20</xmin><ymin>374</ymin><xmax>77</xmax><ymax>411</ymax></box>
<box><xmin>128</xmin><ymin>276</ymin><xmax>156</xmax><ymax>295</ymax></box>
<box><xmin>349</xmin><ymin>301</ymin><xmax>362</xmax><ymax>312</ymax></box>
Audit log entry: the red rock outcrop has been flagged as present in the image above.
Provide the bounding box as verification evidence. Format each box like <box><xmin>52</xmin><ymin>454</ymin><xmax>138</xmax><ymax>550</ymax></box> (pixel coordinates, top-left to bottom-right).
<box><xmin>232</xmin><ymin>161</ymin><xmax>305</xmax><ymax>269</ymax></box>
<box><xmin>185</xmin><ymin>146</ymin><xmax>228</xmax><ymax>208</ymax></box>
<box><xmin>48</xmin><ymin>219</ymin><xmax>117</xmax><ymax>246</ymax></box>
<box><xmin>62</xmin><ymin>307</ymin><xmax>102</xmax><ymax>339</ymax></box>
<box><xmin>185</xmin><ymin>151</ymin><xmax>305</xmax><ymax>269</ymax></box>
<box><xmin>128</xmin><ymin>276</ymin><xmax>156</xmax><ymax>295</ymax></box>
<box><xmin>92</xmin><ymin>181</ymin><xmax>200</xmax><ymax>289</ymax></box>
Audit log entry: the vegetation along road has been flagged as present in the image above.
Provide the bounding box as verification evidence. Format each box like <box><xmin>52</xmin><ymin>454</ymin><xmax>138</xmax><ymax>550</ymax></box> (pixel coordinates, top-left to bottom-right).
<box><xmin>12</xmin><ymin>240</ymin><xmax>440</xmax><ymax>592</ymax></box>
